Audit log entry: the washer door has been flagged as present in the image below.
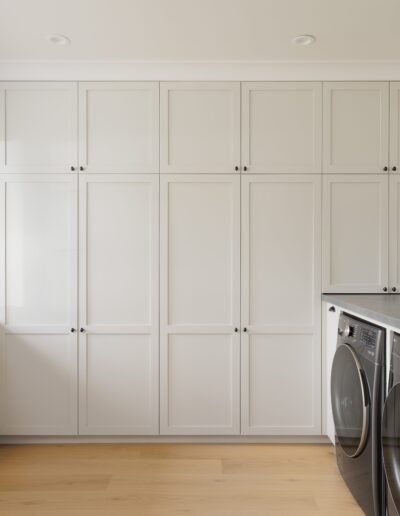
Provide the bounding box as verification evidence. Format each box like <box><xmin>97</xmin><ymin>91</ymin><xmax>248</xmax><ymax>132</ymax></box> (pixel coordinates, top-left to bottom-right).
<box><xmin>331</xmin><ymin>344</ymin><xmax>370</xmax><ymax>457</ymax></box>
<box><xmin>382</xmin><ymin>383</ymin><xmax>400</xmax><ymax>514</ymax></box>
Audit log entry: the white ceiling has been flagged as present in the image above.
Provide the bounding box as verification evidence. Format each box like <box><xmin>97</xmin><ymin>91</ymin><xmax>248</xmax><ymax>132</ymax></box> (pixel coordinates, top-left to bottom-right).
<box><xmin>1</xmin><ymin>0</ymin><xmax>400</xmax><ymax>62</ymax></box>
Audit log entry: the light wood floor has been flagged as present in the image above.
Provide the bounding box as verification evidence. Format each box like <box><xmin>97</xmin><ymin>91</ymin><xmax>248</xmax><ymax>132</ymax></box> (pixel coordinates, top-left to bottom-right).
<box><xmin>0</xmin><ymin>444</ymin><xmax>363</xmax><ymax>515</ymax></box>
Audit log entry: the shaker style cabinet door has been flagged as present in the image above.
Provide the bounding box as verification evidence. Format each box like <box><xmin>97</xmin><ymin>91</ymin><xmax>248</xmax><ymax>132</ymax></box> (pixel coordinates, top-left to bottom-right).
<box><xmin>0</xmin><ymin>174</ymin><xmax>78</xmax><ymax>435</ymax></box>
<box><xmin>160</xmin><ymin>175</ymin><xmax>240</xmax><ymax>434</ymax></box>
<box><xmin>390</xmin><ymin>82</ymin><xmax>400</xmax><ymax>173</ymax></box>
<box><xmin>241</xmin><ymin>175</ymin><xmax>321</xmax><ymax>435</ymax></box>
<box><xmin>78</xmin><ymin>175</ymin><xmax>159</xmax><ymax>435</ymax></box>
<box><xmin>323</xmin><ymin>175</ymin><xmax>389</xmax><ymax>292</ymax></box>
<box><xmin>389</xmin><ymin>175</ymin><xmax>400</xmax><ymax>293</ymax></box>
<box><xmin>0</xmin><ymin>82</ymin><xmax>78</xmax><ymax>173</ymax></box>
<box><xmin>323</xmin><ymin>82</ymin><xmax>389</xmax><ymax>174</ymax></box>
<box><xmin>160</xmin><ymin>82</ymin><xmax>240</xmax><ymax>173</ymax></box>
<box><xmin>241</xmin><ymin>82</ymin><xmax>322</xmax><ymax>174</ymax></box>
<box><xmin>79</xmin><ymin>82</ymin><xmax>159</xmax><ymax>173</ymax></box>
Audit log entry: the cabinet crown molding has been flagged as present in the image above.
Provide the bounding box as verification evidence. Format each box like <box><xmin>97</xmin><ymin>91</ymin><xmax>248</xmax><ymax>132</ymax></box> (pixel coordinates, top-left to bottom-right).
<box><xmin>3</xmin><ymin>60</ymin><xmax>400</xmax><ymax>81</ymax></box>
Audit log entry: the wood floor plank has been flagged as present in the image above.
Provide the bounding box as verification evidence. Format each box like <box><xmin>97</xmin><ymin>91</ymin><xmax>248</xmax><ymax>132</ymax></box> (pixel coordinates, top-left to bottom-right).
<box><xmin>0</xmin><ymin>443</ymin><xmax>364</xmax><ymax>515</ymax></box>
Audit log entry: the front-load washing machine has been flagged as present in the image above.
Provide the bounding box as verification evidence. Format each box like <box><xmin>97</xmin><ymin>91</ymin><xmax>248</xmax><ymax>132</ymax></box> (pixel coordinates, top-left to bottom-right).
<box><xmin>331</xmin><ymin>312</ymin><xmax>386</xmax><ymax>516</ymax></box>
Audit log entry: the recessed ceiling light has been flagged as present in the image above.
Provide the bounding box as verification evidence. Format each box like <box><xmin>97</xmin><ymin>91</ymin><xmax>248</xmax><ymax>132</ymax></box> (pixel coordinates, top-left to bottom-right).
<box><xmin>47</xmin><ymin>33</ymin><xmax>70</xmax><ymax>46</ymax></box>
<box><xmin>292</xmin><ymin>34</ymin><xmax>316</xmax><ymax>46</ymax></box>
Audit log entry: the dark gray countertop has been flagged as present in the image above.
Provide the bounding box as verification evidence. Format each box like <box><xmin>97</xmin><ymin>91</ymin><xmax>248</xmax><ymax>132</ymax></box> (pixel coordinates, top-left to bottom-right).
<box><xmin>322</xmin><ymin>294</ymin><xmax>400</xmax><ymax>328</ymax></box>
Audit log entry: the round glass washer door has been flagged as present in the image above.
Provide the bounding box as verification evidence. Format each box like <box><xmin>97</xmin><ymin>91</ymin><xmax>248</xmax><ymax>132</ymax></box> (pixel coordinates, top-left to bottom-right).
<box><xmin>331</xmin><ymin>343</ymin><xmax>370</xmax><ymax>458</ymax></box>
<box><xmin>382</xmin><ymin>383</ymin><xmax>400</xmax><ymax>513</ymax></box>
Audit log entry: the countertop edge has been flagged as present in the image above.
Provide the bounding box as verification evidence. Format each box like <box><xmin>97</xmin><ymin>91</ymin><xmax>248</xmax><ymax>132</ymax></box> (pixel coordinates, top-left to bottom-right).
<box><xmin>322</xmin><ymin>294</ymin><xmax>400</xmax><ymax>329</ymax></box>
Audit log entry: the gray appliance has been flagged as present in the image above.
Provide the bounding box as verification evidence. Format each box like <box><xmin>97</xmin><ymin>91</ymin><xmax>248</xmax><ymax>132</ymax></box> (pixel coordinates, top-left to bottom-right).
<box><xmin>331</xmin><ymin>312</ymin><xmax>386</xmax><ymax>516</ymax></box>
<box><xmin>382</xmin><ymin>332</ymin><xmax>400</xmax><ymax>515</ymax></box>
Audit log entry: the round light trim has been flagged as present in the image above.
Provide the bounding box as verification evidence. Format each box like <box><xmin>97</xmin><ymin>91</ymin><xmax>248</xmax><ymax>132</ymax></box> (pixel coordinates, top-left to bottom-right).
<box><xmin>291</xmin><ymin>34</ymin><xmax>316</xmax><ymax>46</ymax></box>
<box><xmin>47</xmin><ymin>34</ymin><xmax>70</xmax><ymax>46</ymax></box>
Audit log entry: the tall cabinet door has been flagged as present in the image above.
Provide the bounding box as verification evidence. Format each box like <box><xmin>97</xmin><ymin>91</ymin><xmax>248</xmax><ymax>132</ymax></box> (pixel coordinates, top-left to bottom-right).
<box><xmin>241</xmin><ymin>175</ymin><xmax>321</xmax><ymax>435</ymax></box>
<box><xmin>0</xmin><ymin>82</ymin><xmax>78</xmax><ymax>173</ymax></box>
<box><xmin>323</xmin><ymin>175</ymin><xmax>389</xmax><ymax>293</ymax></box>
<box><xmin>0</xmin><ymin>174</ymin><xmax>77</xmax><ymax>435</ymax></box>
<box><xmin>160</xmin><ymin>82</ymin><xmax>240</xmax><ymax>174</ymax></box>
<box><xmin>79</xmin><ymin>174</ymin><xmax>159</xmax><ymax>435</ymax></box>
<box><xmin>79</xmin><ymin>82</ymin><xmax>159</xmax><ymax>173</ymax></box>
<box><xmin>241</xmin><ymin>82</ymin><xmax>322</xmax><ymax>174</ymax></box>
<box><xmin>390</xmin><ymin>82</ymin><xmax>400</xmax><ymax>173</ymax></box>
<box><xmin>160</xmin><ymin>175</ymin><xmax>240</xmax><ymax>434</ymax></box>
<box><xmin>389</xmin><ymin>175</ymin><xmax>400</xmax><ymax>292</ymax></box>
<box><xmin>323</xmin><ymin>82</ymin><xmax>389</xmax><ymax>174</ymax></box>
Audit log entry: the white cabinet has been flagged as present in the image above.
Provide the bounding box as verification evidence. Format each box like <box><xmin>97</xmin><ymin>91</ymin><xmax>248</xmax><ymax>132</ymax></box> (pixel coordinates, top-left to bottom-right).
<box><xmin>78</xmin><ymin>174</ymin><xmax>159</xmax><ymax>435</ymax></box>
<box><xmin>160</xmin><ymin>82</ymin><xmax>240</xmax><ymax>173</ymax></box>
<box><xmin>79</xmin><ymin>82</ymin><xmax>159</xmax><ymax>173</ymax></box>
<box><xmin>0</xmin><ymin>174</ymin><xmax>77</xmax><ymax>435</ymax></box>
<box><xmin>241</xmin><ymin>175</ymin><xmax>321</xmax><ymax>435</ymax></box>
<box><xmin>241</xmin><ymin>82</ymin><xmax>322</xmax><ymax>174</ymax></box>
<box><xmin>322</xmin><ymin>175</ymin><xmax>389</xmax><ymax>293</ymax></box>
<box><xmin>389</xmin><ymin>175</ymin><xmax>400</xmax><ymax>292</ymax></box>
<box><xmin>0</xmin><ymin>82</ymin><xmax>78</xmax><ymax>173</ymax></box>
<box><xmin>160</xmin><ymin>175</ymin><xmax>240</xmax><ymax>434</ymax></box>
<box><xmin>322</xmin><ymin>302</ymin><xmax>339</xmax><ymax>444</ymax></box>
<box><xmin>390</xmin><ymin>82</ymin><xmax>400</xmax><ymax>173</ymax></box>
<box><xmin>323</xmin><ymin>82</ymin><xmax>389</xmax><ymax>174</ymax></box>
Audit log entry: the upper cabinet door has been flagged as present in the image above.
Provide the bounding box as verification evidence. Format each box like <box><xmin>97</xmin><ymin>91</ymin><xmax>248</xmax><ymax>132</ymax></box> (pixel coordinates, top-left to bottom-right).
<box><xmin>0</xmin><ymin>82</ymin><xmax>78</xmax><ymax>173</ymax></box>
<box><xmin>160</xmin><ymin>82</ymin><xmax>240</xmax><ymax>173</ymax></box>
<box><xmin>322</xmin><ymin>174</ymin><xmax>389</xmax><ymax>293</ymax></box>
<box><xmin>390</xmin><ymin>82</ymin><xmax>400</xmax><ymax>173</ymax></box>
<box><xmin>79</xmin><ymin>82</ymin><xmax>159</xmax><ymax>173</ymax></box>
<box><xmin>241</xmin><ymin>82</ymin><xmax>322</xmax><ymax>174</ymax></box>
<box><xmin>323</xmin><ymin>82</ymin><xmax>389</xmax><ymax>174</ymax></box>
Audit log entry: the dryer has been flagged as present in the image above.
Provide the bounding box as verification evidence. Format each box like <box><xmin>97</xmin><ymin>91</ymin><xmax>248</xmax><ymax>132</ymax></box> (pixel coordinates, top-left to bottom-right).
<box><xmin>331</xmin><ymin>312</ymin><xmax>386</xmax><ymax>516</ymax></box>
<box><xmin>382</xmin><ymin>332</ymin><xmax>400</xmax><ymax>515</ymax></box>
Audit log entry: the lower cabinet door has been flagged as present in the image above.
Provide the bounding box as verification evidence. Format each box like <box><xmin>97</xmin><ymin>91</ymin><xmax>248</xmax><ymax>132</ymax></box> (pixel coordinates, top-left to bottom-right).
<box><xmin>160</xmin><ymin>175</ymin><xmax>241</xmax><ymax>435</ymax></box>
<box><xmin>0</xmin><ymin>174</ymin><xmax>78</xmax><ymax>435</ymax></box>
<box><xmin>78</xmin><ymin>175</ymin><xmax>159</xmax><ymax>435</ymax></box>
<box><xmin>241</xmin><ymin>175</ymin><xmax>322</xmax><ymax>435</ymax></box>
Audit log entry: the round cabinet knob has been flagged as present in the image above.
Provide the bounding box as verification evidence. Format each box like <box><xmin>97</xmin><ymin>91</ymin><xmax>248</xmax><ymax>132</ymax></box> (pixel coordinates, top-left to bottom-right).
<box><xmin>383</xmin><ymin>166</ymin><xmax>388</xmax><ymax>171</ymax></box>
<box><xmin>383</xmin><ymin>287</ymin><xmax>388</xmax><ymax>292</ymax></box>
<box><xmin>243</xmin><ymin>166</ymin><xmax>248</xmax><ymax>172</ymax></box>
<box><xmin>243</xmin><ymin>327</ymin><xmax>248</xmax><ymax>332</ymax></box>
<box><xmin>80</xmin><ymin>328</ymin><xmax>85</xmax><ymax>333</ymax></box>
<box><xmin>329</xmin><ymin>306</ymin><xmax>336</xmax><ymax>312</ymax></box>
<box><xmin>234</xmin><ymin>327</ymin><xmax>239</xmax><ymax>332</ymax></box>
<box><xmin>392</xmin><ymin>287</ymin><xmax>397</xmax><ymax>292</ymax></box>
<box><xmin>234</xmin><ymin>166</ymin><xmax>239</xmax><ymax>171</ymax></box>
<box><xmin>392</xmin><ymin>166</ymin><xmax>397</xmax><ymax>172</ymax></box>
<box><xmin>80</xmin><ymin>166</ymin><xmax>84</xmax><ymax>171</ymax></box>
<box><xmin>71</xmin><ymin>328</ymin><xmax>76</xmax><ymax>333</ymax></box>
<box><xmin>70</xmin><ymin>166</ymin><xmax>75</xmax><ymax>171</ymax></box>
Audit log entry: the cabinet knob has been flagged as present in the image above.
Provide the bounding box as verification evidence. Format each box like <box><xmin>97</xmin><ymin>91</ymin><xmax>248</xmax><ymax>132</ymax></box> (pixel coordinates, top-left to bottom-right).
<box><xmin>80</xmin><ymin>166</ymin><xmax>84</xmax><ymax>171</ymax></box>
<box><xmin>383</xmin><ymin>287</ymin><xmax>388</xmax><ymax>292</ymax></box>
<box><xmin>243</xmin><ymin>166</ymin><xmax>248</xmax><ymax>172</ymax></box>
<box><xmin>235</xmin><ymin>166</ymin><xmax>239</xmax><ymax>171</ymax></box>
<box><xmin>392</xmin><ymin>287</ymin><xmax>397</xmax><ymax>292</ymax></box>
<box><xmin>329</xmin><ymin>306</ymin><xmax>336</xmax><ymax>312</ymax></box>
<box><xmin>243</xmin><ymin>327</ymin><xmax>248</xmax><ymax>332</ymax></box>
<box><xmin>393</xmin><ymin>167</ymin><xmax>397</xmax><ymax>172</ymax></box>
<box><xmin>383</xmin><ymin>166</ymin><xmax>388</xmax><ymax>171</ymax></box>
<box><xmin>234</xmin><ymin>327</ymin><xmax>239</xmax><ymax>332</ymax></box>
<box><xmin>70</xmin><ymin>166</ymin><xmax>75</xmax><ymax>171</ymax></box>
<box><xmin>71</xmin><ymin>328</ymin><xmax>76</xmax><ymax>333</ymax></box>
<box><xmin>80</xmin><ymin>328</ymin><xmax>85</xmax><ymax>333</ymax></box>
